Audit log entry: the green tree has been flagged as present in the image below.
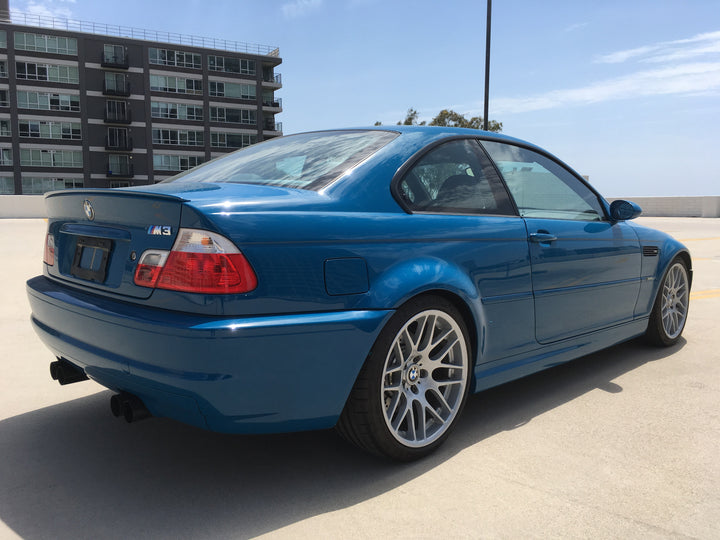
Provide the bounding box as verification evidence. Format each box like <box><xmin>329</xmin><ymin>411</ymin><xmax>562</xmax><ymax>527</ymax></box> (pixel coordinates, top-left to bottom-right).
<box><xmin>429</xmin><ymin>109</ymin><xmax>502</xmax><ymax>132</ymax></box>
<box><xmin>396</xmin><ymin>108</ymin><xmax>426</xmax><ymax>126</ymax></box>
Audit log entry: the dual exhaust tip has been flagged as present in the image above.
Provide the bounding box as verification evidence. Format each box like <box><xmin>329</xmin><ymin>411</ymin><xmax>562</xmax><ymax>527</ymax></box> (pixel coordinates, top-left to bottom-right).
<box><xmin>49</xmin><ymin>358</ymin><xmax>151</xmax><ymax>424</ymax></box>
<box><xmin>110</xmin><ymin>392</ymin><xmax>151</xmax><ymax>423</ymax></box>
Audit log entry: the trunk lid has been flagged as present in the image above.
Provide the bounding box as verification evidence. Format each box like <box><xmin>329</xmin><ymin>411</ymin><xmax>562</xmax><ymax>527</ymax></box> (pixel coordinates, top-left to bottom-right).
<box><xmin>45</xmin><ymin>189</ymin><xmax>186</xmax><ymax>299</ymax></box>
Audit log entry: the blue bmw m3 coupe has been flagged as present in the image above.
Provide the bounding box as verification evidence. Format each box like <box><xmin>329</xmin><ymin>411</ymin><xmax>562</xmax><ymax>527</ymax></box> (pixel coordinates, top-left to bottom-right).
<box><xmin>27</xmin><ymin>127</ymin><xmax>691</xmax><ymax>460</ymax></box>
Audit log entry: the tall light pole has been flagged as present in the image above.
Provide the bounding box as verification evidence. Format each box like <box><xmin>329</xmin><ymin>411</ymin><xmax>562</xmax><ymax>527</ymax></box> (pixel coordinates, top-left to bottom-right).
<box><xmin>483</xmin><ymin>0</ymin><xmax>492</xmax><ymax>131</ymax></box>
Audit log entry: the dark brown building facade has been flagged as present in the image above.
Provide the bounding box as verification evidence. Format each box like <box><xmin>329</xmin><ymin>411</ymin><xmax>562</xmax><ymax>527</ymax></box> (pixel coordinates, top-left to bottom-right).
<box><xmin>0</xmin><ymin>16</ymin><xmax>282</xmax><ymax>194</ymax></box>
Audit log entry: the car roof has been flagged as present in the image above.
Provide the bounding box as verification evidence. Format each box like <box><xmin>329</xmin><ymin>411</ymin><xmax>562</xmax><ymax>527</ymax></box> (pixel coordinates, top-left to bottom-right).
<box><xmin>303</xmin><ymin>125</ymin><xmax>548</xmax><ymax>154</ymax></box>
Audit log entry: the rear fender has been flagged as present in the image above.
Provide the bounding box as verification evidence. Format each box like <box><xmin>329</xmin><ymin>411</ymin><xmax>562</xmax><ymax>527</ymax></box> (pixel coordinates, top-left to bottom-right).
<box><xmin>367</xmin><ymin>257</ymin><xmax>484</xmax><ymax>366</ymax></box>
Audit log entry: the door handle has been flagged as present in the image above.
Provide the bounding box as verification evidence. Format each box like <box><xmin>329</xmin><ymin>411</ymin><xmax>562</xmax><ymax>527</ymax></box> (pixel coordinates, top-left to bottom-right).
<box><xmin>529</xmin><ymin>232</ymin><xmax>557</xmax><ymax>243</ymax></box>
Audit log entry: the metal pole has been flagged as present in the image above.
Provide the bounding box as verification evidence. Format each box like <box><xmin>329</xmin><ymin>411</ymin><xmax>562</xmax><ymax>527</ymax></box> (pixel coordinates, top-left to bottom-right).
<box><xmin>483</xmin><ymin>0</ymin><xmax>492</xmax><ymax>131</ymax></box>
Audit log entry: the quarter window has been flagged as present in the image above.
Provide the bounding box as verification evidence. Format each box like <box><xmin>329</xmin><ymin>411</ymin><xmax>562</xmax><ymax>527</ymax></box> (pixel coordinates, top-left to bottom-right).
<box><xmin>481</xmin><ymin>141</ymin><xmax>604</xmax><ymax>221</ymax></box>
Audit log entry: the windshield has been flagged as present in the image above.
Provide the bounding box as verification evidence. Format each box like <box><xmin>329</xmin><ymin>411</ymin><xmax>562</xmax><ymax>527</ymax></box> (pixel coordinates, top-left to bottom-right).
<box><xmin>164</xmin><ymin>130</ymin><xmax>398</xmax><ymax>191</ymax></box>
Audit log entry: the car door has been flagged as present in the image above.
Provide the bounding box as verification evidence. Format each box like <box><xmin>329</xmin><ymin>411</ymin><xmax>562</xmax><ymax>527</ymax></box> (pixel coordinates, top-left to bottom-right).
<box><xmin>394</xmin><ymin>138</ymin><xmax>535</xmax><ymax>363</ymax></box>
<box><xmin>480</xmin><ymin>141</ymin><xmax>642</xmax><ymax>344</ymax></box>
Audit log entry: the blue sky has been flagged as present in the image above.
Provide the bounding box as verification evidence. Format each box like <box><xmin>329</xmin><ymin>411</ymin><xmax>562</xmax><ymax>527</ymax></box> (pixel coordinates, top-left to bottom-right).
<box><xmin>12</xmin><ymin>0</ymin><xmax>720</xmax><ymax>196</ymax></box>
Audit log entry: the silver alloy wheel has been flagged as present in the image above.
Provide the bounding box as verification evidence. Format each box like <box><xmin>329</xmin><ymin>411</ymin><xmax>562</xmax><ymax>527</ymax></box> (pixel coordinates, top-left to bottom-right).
<box><xmin>661</xmin><ymin>262</ymin><xmax>689</xmax><ymax>339</ymax></box>
<box><xmin>380</xmin><ymin>309</ymin><xmax>469</xmax><ymax>447</ymax></box>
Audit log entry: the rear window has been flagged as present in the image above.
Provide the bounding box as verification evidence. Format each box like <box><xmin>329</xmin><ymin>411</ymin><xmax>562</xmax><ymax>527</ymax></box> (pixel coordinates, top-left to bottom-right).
<box><xmin>164</xmin><ymin>130</ymin><xmax>398</xmax><ymax>191</ymax></box>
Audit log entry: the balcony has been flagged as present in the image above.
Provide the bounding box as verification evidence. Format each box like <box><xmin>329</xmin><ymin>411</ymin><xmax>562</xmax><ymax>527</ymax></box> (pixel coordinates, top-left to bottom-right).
<box><xmin>264</xmin><ymin>121</ymin><xmax>282</xmax><ymax>133</ymax></box>
<box><xmin>104</xmin><ymin>108</ymin><xmax>132</xmax><ymax>124</ymax></box>
<box><xmin>262</xmin><ymin>73</ymin><xmax>282</xmax><ymax>87</ymax></box>
<box><xmin>105</xmin><ymin>136</ymin><xmax>133</xmax><ymax>151</ymax></box>
<box><xmin>106</xmin><ymin>161</ymin><xmax>134</xmax><ymax>177</ymax></box>
<box><xmin>101</xmin><ymin>52</ymin><xmax>129</xmax><ymax>69</ymax></box>
<box><xmin>262</xmin><ymin>97</ymin><xmax>282</xmax><ymax>111</ymax></box>
<box><xmin>103</xmin><ymin>80</ymin><xmax>131</xmax><ymax>97</ymax></box>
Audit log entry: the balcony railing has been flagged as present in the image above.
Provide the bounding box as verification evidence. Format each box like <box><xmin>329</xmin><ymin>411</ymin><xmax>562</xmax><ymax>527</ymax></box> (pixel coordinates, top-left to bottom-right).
<box><xmin>101</xmin><ymin>52</ymin><xmax>129</xmax><ymax>69</ymax></box>
<box><xmin>263</xmin><ymin>73</ymin><xmax>282</xmax><ymax>86</ymax></box>
<box><xmin>104</xmin><ymin>108</ymin><xmax>132</xmax><ymax>124</ymax></box>
<box><xmin>103</xmin><ymin>80</ymin><xmax>131</xmax><ymax>97</ymax></box>
<box><xmin>264</xmin><ymin>121</ymin><xmax>282</xmax><ymax>132</ymax></box>
<box><xmin>105</xmin><ymin>136</ymin><xmax>133</xmax><ymax>151</ymax></box>
<box><xmin>262</xmin><ymin>98</ymin><xmax>282</xmax><ymax>110</ymax></box>
<box><xmin>106</xmin><ymin>162</ymin><xmax>134</xmax><ymax>177</ymax></box>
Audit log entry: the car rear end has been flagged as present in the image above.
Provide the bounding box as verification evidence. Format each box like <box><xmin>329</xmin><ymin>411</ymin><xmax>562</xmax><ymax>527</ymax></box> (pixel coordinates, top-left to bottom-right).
<box><xmin>27</xmin><ymin>186</ymin><xmax>392</xmax><ymax>433</ymax></box>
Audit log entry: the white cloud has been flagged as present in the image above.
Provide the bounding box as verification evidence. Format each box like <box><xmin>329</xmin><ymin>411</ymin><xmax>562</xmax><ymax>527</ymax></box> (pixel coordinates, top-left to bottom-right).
<box><xmin>281</xmin><ymin>0</ymin><xmax>322</xmax><ymax>19</ymax></box>
<box><xmin>564</xmin><ymin>22</ymin><xmax>588</xmax><ymax>33</ymax></box>
<box><xmin>491</xmin><ymin>62</ymin><xmax>720</xmax><ymax>114</ymax></box>
<box><xmin>12</xmin><ymin>0</ymin><xmax>74</xmax><ymax>19</ymax></box>
<box><xmin>480</xmin><ymin>30</ymin><xmax>720</xmax><ymax>115</ymax></box>
<box><xmin>595</xmin><ymin>30</ymin><xmax>720</xmax><ymax>64</ymax></box>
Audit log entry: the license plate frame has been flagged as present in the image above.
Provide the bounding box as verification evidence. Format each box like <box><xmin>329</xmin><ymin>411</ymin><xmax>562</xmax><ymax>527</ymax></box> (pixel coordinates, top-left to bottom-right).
<box><xmin>70</xmin><ymin>236</ymin><xmax>113</xmax><ymax>283</ymax></box>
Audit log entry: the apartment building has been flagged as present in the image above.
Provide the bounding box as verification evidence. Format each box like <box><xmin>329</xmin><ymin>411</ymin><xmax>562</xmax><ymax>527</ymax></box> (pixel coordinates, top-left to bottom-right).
<box><xmin>0</xmin><ymin>13</ymin><xmax>282</xmax><ymax>194</ymax></box>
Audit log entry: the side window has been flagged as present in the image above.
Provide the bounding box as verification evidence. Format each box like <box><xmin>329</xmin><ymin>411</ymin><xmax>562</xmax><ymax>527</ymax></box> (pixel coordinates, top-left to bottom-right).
<box><xmin>481</xmin><ymin>141</ymin><xmax>605</xmax><ymax>221</ymax></box>
<box><xmin>398</xmin><ymin>139</ymin><xmax>514</xmax><ymax>215</ymax></box>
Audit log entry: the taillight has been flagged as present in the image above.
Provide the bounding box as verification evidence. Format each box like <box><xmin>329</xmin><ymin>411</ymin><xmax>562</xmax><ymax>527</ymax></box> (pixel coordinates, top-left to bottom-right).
<box><xmin>44</xmin><ymin>233</ymin><xmax>55</xmax><ymax>266</ymax></box>
<box><xmin>134</xmin><ymin>229</ymin><xmax>257</xmax><ymax>294</ymax></box>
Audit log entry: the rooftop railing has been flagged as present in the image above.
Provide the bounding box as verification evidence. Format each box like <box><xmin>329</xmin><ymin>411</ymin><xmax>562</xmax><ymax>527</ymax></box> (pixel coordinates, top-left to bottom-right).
<box><xmin>2</xmin><ymin>10</ymin><xmax>280</xmax><ymax>57</ymax></box>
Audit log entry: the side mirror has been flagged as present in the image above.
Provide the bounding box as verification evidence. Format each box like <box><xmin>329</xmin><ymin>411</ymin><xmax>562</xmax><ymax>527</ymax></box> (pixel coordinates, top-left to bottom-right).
<box><xmin>610</xmin><ymin>199</ymin><xmax>642</xmax><ymax>221</ymax></box>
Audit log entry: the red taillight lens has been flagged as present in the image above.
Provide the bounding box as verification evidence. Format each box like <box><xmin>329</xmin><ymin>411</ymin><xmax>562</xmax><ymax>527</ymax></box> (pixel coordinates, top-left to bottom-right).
<box><xmin>44</xmin><ymin>233</ymin><xmax>55</xmax><ymax>266</ymax></box>
<box><xmin>133</xmin><ymin>229</ymin><xmax>257</xmax><ymax>294</ymax></box>
<box><xmin>156</xmin><ymin>251</ymin><xmax>257</xmax><ymax>294</ymax></box>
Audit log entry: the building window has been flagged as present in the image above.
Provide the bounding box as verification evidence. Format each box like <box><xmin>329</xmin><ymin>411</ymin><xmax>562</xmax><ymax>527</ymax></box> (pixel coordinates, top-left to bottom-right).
<box><xmin>105</xmin><ymin>100</ymin><xmax>131</xmax><ymax>123</ymax></box>
<box><xmin>149</xmin><ymin>75</ymin><xmax>202</xmax><ymax>95</ymax></box>
<box><xmin>0</xmin><ymin>90</ymin><xmax>8</xmax><ymax>107</ymax></box>
<box><xmin>149</xmin><ymin>48</ymin><xmax>201</xmax><ymax>69</ymax></box>
<box><xmin>0</xmin><ymin>176</ymin><xmax>13</xmax><ymax>194</ymax></box>
<box><xmin>107</xmin><ymin>127</ymin><xmax>131</xmax><ymax>149</ymax></box>
<box><xmin>209</xmin><ymin>81</ymin><xmax>256</xmax><ymax>99</ymax></box>
<box><xmin>110</xmin><ymin>181</ymin><xmax>130</xmax><ymax>188</ymax></box>
<box><xmin>16</xmin><ymin>62</ymin><xmax>79</xmax><ymax>84</ymax></box>
<box><xmin>102</xmin><ymin>44</ymin><xmax>128</xmax><ymax>67</ymax></box>
<box><xmin>19</xmin><ymin>120</ymin><xmax>81</xmax><ymax>140</ymax></box>
<box><xmin>21</xmin><ymin>176</ymin><xmax>83</xmax><ymax>194</ymax></box>
<box><xmin>14</xmin><ymin>32</ymin><xmax>78</xmax><ymax>55</ymax></box>
<box><xmin>108</xmin><ymin>154</ymin><xmax>133</xmax><ymax>176</ymax></box>
<box><xmin>17</xmin><ymin>91</ymin><xmax>80</xmax><ymax>112</ymax></box>
<box><xmin>0</xmin><ymin>61</ymin><xmax>6</xmax><ymax>78</ymax></box>
<box><xmin>153</xmin><ymin>154</ymin><xmax>204</xmax><ymax>171</ymax></box>
<box><xmin>152</xmin><ymin>128</ymin><xmax>204</xmax><ymax>146</ymax></box>
<box><xmin>0</xmin><ymin>148</ymin><xmax>12</xmax><ymax>165</ymax></box>
<box><xmin>208</xmin><ymin>55</ymin><xmax>255</xmax><ymax>75</ymax></box>
<box><xmin>210</xmin><ymin>132</ymin><xmax>257</xmax><ymax>149</ymax></box>
<box><xmin>151</xmin><ymin>101</ymin><xmax>203</xmax><ymax>121</ymax></box>
<box><xmin>0</xmin><ymin>120</ymin><xmax>10</xmax><ymax>136</ymax></box>
<box><xmin>0</xmin><ymin>31</ymin><xmax>6</xmax><ymax>49</ymax></box>
<box><xmin>20</xmin><ymin>149</ymin><xmax>82</xmax><ymax>167</ymax></box>
<box><xmin>210</xmin><ymin>107</ymin><xmax>256</xmax><ymax>125</ymax></box>
<box><xmin>104</xmin><ymin>72</ymin><xmax>130</xmax><ymax>95</ymax></box>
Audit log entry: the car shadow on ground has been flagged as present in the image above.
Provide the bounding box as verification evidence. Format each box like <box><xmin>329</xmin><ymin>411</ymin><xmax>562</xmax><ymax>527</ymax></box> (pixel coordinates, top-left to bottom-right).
<box><xmin>0</xmin><ymin>338</ymin><xmax>684</xmax><ymax>539</ymax></box>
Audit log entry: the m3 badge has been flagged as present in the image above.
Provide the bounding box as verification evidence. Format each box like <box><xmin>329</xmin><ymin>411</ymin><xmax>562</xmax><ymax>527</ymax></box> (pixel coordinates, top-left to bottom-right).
<box><xmin>147</xmin><ymin>225</ymin><xmax>172</xmax><ymax>236</ymax></box>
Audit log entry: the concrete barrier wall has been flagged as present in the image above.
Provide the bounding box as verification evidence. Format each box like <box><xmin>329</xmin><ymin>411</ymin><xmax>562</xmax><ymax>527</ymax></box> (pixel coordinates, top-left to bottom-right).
<box><xmin>1</xmin><ymin>194</ymin><xmax>719</xmax><ymax>218</ymax></box>
<box><xmin>0</xmin><ymin>195</ymin><xmax>46</xmax><ymax>218</ymax></box>
<box><xmin>607</xmin><ymin>197</ymin><xmax>720</xmax><ymax>218</ymax></box>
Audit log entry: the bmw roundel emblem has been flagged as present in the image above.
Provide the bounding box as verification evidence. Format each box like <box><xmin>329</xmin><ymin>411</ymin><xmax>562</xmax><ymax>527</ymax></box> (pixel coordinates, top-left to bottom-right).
<box><xmin>83</xmin><ymin>199</ymin><xmax>95</xmax><ymax>221</ymax></box>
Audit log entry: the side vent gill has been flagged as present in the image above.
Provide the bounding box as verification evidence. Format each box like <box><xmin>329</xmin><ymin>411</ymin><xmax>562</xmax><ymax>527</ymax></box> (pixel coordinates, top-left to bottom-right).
<box><xmin>642</xmin><ymin>245</ymin><xmax>660</xmax><ymax>257</ymax></box>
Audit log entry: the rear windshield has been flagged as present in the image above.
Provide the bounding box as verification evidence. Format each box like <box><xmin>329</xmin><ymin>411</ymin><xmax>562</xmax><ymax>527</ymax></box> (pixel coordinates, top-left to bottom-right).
<box><xmin>164</xmin><ymin>130</ymin><xmax>398</xmax><ymax>191</ymax></box>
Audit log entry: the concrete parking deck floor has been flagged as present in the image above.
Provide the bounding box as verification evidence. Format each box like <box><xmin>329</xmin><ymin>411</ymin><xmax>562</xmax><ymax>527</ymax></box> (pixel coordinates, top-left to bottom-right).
<box><xmin>1</xmin><ymin>217</ymin><xmax>718</xmax><ymax>539</ymax></box>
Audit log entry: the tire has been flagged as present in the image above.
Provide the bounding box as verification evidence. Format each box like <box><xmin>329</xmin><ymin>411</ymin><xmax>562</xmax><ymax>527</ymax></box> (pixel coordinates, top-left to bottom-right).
<box><xmin>645</xmin><ymin>258</ymin><xmax>690</xmax><ymax>347</ymax></box>
<box><xmin>337</xmin><ymin>295</ymin><xmax>472</xmax><ymax>461</ymax></box>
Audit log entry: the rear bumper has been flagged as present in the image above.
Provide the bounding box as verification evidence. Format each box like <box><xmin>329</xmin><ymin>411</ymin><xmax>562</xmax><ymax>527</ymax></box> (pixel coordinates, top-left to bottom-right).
<box><xmin>27</xmin><ymin>275</ymin><xmax>392</xmax><ymax>433</ymax></box>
